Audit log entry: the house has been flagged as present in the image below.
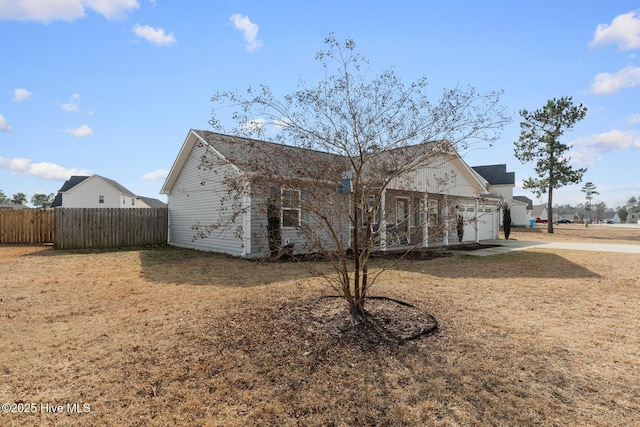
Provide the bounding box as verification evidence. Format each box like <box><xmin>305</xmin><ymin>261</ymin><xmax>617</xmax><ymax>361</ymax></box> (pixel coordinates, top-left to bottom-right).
<box><xmin>161</xmin><ymin>130</ymin><xmax>505</xmax><ymax>258</ymax></box>
<box><xmin>513</xmin><ymin>196</ymin><xmax>533</xmax><ymax>226</ymax></box>
<box><xmin>471</xmin><ymin>164</ymin><xmax>531</xmax><ymax>227</ymax></box>
<box><xmin>0</xmin><ymin>203</ymin><xmax>28</xmax><ymax>210</ymax></box>
<box><xmin>51</xmin><ymin>175</ymin><xmax>166</xmax><ymax>208</ymax></box>
<box><xmin>531</xmin><ymin>204</ymin><xmax>548</xmax><ymax>222</ymax></box>
<box><xmin>601</xmin><ymin>211</ymin><xmax>621</xmax><ymax>224</ymax></box>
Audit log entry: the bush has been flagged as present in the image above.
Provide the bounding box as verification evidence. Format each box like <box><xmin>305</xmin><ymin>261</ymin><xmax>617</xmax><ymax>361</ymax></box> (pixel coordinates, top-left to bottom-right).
<box><xmin>503</xmin><ymin>205</ymin><xmax>511</xmax><ymax>239</ymax></box>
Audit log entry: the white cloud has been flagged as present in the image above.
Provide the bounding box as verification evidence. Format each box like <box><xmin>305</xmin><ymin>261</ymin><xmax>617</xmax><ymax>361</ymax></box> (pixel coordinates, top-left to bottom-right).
<box><xmin>591</xmin><ymin>10</ymin><xmax>640</xmax><ymax>51</ymax></box>
<box><xmin>229</xmin><ymin>14</ymin><xmax>263</xmax><ymax>52</ymax></box>
<box><xmin>60</xmin><ymin>93</ymin><xmax>81</xmax><ymax>111</ymax></box>
<box><xmin>241</xmin><ymin>118</ymin><xmax>267</xmax><ymax>132</ymax></box>
<box><xmin>590</xmin><ymin>66</ymin><xmax>640</xmax><ymax>94</ymax></box>
<box><xmin>628</xmin><ymin>113</ymin><xmax>640</xmax><ymax>126</ymax></box>
<box><xmin>133</xmin><ymin>23</ymin><xmax>175</xmax><ymax>46</ymax></box>
<box><xmin>64</xmin><ymin>124</ymin><xmax>93</xmax><ymax>137</ymax></box>
<box><xmin>0</xmin><ymin>156</ymin><xmax>91</xmax><ymax>180</ymax></box>
<box><xmin>571</xmin><ymin>129</ymin><xmax>640</xmax><ymax>164</ymax></box>
<box><xmin>0</xmin><ymin>114</ymin><xmax>11</xmax><ymax>132</ymax></box>
<box><xmin>141</xmin><ymin>169</ymin><xmax>168</xmax><ymax>180</ymax></box>
<box><xmin>0</xmin><ymin>0</ymin><xmax>139</xmax><ymax>23</ymax></box>
<box><xmin>13</xmin><ymin>88</ymin><xmax>32</xmax><ymax>101</ymax></box>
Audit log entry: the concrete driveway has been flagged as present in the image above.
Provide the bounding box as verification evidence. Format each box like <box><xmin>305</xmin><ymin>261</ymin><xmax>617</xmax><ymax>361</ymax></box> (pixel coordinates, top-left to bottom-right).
<box><xmin>454</xmin><ymin>239</ymin><xmax>640</xmax><ymax>256</ymax></box>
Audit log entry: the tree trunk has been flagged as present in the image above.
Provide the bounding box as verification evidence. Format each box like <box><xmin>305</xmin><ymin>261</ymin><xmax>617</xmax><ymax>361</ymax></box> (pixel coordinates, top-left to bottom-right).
<box><xmin>547</xmin><ymin>188</ymin><xmax>554</xmax><ymax>234</ymax></box>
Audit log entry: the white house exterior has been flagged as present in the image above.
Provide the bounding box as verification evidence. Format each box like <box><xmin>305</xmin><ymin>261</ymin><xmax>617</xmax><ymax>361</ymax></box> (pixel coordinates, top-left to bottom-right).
<box><xmin>471</xmin><ymin>164</ymin><xmax>534</xmax><ymax>227</ymax></box>
<box><xmin>51</xmin><ymin>175</ymin><xmax>166</xmax><ymax>209</ymax></box>
<box><xmin>161</xmin><ymin>130</ymin><xmax>504</xmax><ymax>258</ymax></box>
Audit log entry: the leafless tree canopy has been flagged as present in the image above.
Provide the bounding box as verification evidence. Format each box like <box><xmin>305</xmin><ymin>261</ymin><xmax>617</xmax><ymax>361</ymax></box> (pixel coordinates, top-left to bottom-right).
<box><xmin>204</xmin><ymin>35</ymin><xmax>510</xmax><ymax>315</ymax></box>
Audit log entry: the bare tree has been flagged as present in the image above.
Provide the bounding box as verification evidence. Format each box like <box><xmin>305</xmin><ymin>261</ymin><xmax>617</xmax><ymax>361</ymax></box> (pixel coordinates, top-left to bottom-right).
<box><xmin>203</xmin><ymin>35</ymin><xmax>509</xmax><ymax>315</ymax></box>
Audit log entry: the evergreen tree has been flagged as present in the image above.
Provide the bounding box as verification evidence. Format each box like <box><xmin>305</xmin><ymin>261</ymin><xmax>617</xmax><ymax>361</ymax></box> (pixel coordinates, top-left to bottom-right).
<box><xmin>514</xmin><ymin>97</ymin><xmax>587</xmax><ymax>233</ymax></box>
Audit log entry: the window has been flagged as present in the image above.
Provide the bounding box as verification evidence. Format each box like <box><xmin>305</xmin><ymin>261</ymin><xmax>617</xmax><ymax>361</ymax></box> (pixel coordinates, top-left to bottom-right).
<box><xmin>131</xmin><ymin>199</ymin><xmax>135</xmax><ymax>206</ymax></box>
<box><xmin>281</xmin><ymin>189</ymin><xmax>309</xmax><ymax>228</ymax></box>
<box><xmin>99</xmin><ymin>195</ymin><xmax>104</xmax><ymax>204</ymax></box>
<box><xmin>282</xmin><ymin>189</ymin><xmax>301</xmax><ymax>228</ymax></box>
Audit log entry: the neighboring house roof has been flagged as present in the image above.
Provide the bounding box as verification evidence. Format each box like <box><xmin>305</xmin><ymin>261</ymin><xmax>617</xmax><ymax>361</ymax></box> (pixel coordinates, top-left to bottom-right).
<box><xmin>51</xmin><ymin>174</ymin><xmax>158</xmax><ymax>208</ymax></box>
<box><xmin>0</xmin><ymin>203</ymin><xmax>28</xmax><ymax>209</ymax></box>
<box><xmin>99</xmin><ymin>176</ymin><xmax>137</xmax><ymax>197</ymax></box>
<box><xmin>137</xmin><ymin>196</ymin><xmax>167</xmax><ymax>208</ymax></box>
<box><xmin>471</xmin><ymin>164</ymin><xmax>515</xmax><ymax>186</ymax></box>
<box><xmin>513</xmin><ymin>196</ymin><xmax>533</xmax><ymax>210</ymax></box>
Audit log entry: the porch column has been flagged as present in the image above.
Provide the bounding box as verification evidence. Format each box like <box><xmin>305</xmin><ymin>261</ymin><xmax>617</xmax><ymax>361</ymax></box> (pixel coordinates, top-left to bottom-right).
<box><xmin>422</xmin><ymin>192</ymin><xmax>428</xmax><ymax>248</ymax></box>
<box><xmin>443</xmin><ymin>195</ymin><xmax>449</xmax><ymax>246</ymax></box>
<box><xmin>475</xmin><ymin>198</ymin><xmax>480</xmax><ymax>243</ymax></box>
<box><xmin>380</xmin><ymin>188</ymin><xmax>387</xmax><ymax>251</ymax></box>
<box><xmin>241</xmin><ymin>187</ymin><xmax>252</xmax><ymax>257</ymax></box>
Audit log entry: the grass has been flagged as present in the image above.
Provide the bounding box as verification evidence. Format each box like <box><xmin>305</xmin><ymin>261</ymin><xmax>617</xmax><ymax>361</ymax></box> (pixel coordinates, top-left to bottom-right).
<box><xmin>0</xmin><ymin>224</ymin><xmax>639</xmax><ymax>426</ymax></box>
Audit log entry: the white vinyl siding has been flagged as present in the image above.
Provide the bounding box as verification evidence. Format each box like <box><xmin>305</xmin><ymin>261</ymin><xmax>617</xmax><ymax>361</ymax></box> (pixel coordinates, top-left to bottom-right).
<box><xmin>61</xmin><ymin>176</ymin><xmax>136</xmax><ymax>208</ymax></box>
<box><xmin>167</xmin><ymin>140</ymin><xmax>246</xmax><ymax>256</ymax></box>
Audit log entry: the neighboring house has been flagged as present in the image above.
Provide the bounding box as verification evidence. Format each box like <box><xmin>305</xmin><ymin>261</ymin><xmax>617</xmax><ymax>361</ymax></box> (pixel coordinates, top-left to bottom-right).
<box><xmin>471</xmin><ymin>164</ymin><xmax>531</xmax><ymax>227</ymax></box>
<box><xmin>161</xmin><ymin>130</ymin><xmax>505</xmax><ymax>258</ymax></box>
<box><xmin>601</xmin><ymin>211</ymin><xmax>621</xmax><ymax>224</ymax></box>
<box><xmin>628</xmin><ymin>213</ymin><xmax>640</xmax><ymax>224</ymax></box>
<box><xmin>531</xmin><ymin>204</ymin><xmax>548</xmax><ymax>222</ymax></box>
<box><xmin>51</xmin><ymin>175</ymin><xmax>165</xmax><ymax>208</ymax></box>
<box><xmin>513</xmin><ymin>196</ymin><xmax>533</xmax><ymax>226</ymax></box>
<box><xmin>0</xmin><ymin>203</ymin><xmax>28</xmax><ymax>210</ymax></box>
<box><xmin>136</xmin><ymin>196</ymin><xmax>168</xmax><ymax>208</ymax></box>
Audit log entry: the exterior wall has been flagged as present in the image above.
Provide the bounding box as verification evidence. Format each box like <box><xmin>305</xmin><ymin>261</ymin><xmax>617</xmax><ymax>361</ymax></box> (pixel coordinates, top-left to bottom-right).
<box><xmin>510</xmin><ymin>202</ymin><xmax>529</xmax><ymax>227</ymax></box>
<box><xmin>62</xmin><ymin>177</ymin><xmax>136</xmax><ymax>208</ymax></box>
<box><xmin>458</xmin><ymin>201</ymin><xmax>499</xmax><ymax>241</ymax></box>
<box><xmin>487</xmin><ymin>184</ymin><xmax>512</xmax><ymax>203</ymax></box>
<box><xmin>167</xmin><ymin>142</ymin><xmax>245</xmax><ymax>256</ymax></box>
<box><xmin>389</xmin><ymin>154</ymin><xmax>487</xmax><ymax>198</ymax></box>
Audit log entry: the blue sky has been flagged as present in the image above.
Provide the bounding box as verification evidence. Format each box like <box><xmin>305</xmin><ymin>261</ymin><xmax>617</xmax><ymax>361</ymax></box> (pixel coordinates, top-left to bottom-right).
<box><xmin>1</xmin><ymin>1</ymin><xmax>639</xmax><ymax>208</ymax></box>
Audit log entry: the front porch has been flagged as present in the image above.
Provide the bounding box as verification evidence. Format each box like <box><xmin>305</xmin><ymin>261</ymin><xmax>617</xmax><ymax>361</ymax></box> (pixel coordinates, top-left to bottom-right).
<box><xmin>358</xmin><ymin>189</ymin><xmax>501</xmax><ymax>251</ymax></box>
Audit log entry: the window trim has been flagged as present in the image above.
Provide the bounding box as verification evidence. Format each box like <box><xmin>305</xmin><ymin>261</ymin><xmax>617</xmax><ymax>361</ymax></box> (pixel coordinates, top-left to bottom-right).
<box><xmin>281</xmin><ymin>188</ymin><xmax>301</xmax><ymax>228</ymax></box>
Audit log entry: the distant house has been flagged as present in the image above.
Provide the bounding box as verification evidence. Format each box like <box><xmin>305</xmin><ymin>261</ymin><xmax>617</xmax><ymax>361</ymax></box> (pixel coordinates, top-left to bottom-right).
<box><xmin>513</xmin><ymin>196</ymin><xmax>533</xmax><ymax>225</ymax></box>
<box><xmin>601</xmin><ymin>211</ymin><xmax>621</xmax><ymax>224</ymax></box>
<box><xmin>161</xmin><ymin>130</ymin><xmax>505</xmax><ymax>258</ymax></box>
<box><xmin>0</xmin><ymin>203</ymin><xmax>28</xmax><ymax>210</ymax></box>
<box><xmin>51</xmin><ymin>175</ymin><xmax>166</xmax><ymax>209</ymax></box>
<box><xmin>471</xmin><ymin>164</ymin><xmax>531</xmax><ymax>227</ymax></box>
<box><xmin>531</xmin><ymin>204</ymin><xmax>548</xmax><ymax>222</ymax></box>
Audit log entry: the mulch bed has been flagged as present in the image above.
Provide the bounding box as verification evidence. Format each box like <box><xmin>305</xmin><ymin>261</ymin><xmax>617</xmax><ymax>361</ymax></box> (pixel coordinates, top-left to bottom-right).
<box><xmin>279</xmin><ymin>296</ymin><xmax>438</xmax><ymax>346</ymax></box>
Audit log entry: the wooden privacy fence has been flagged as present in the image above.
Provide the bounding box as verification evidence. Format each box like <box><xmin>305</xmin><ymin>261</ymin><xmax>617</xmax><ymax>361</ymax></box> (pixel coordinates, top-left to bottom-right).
<box><xmin>0</xmin><ymin>209</ymin><xmax>54</xmax><ymax>244</ymax></box>
<box><xmin>54</xmin><ymin>208</ymin><xmax>168</xmax><ymax>249</ymax></box>
<box><xmin>0</xmin><ymin>208</ymin><xmax>167</xmax><ymax>249</ymax></box>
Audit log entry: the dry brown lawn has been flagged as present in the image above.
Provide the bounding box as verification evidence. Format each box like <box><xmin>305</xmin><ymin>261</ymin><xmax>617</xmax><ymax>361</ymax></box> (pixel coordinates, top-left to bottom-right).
<box><xmin>1</xmin><ymin>224</ymin><xmax>639</xmax><ymax>426</ymax></box>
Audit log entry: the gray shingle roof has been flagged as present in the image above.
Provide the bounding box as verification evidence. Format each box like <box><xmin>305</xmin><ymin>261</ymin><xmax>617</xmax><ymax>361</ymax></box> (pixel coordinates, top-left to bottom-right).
<box><xmin>472</xmin><ymin>164</ymin><xmax>515</xmax><ymax>185</ymax></box>
<box><xmin>137</xmin><ymin>196</ymin><xmax>167</xmax><ymax>208</ymax></box>
<box><xmin>193</xmin><ymin>130</ymin><xmax>347</xmax><ymax>179</ymax></box>
<box><xmin>513</xmin><ymin>195</ymin><xmax>533</xmax><ymax>210</ymax></box>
